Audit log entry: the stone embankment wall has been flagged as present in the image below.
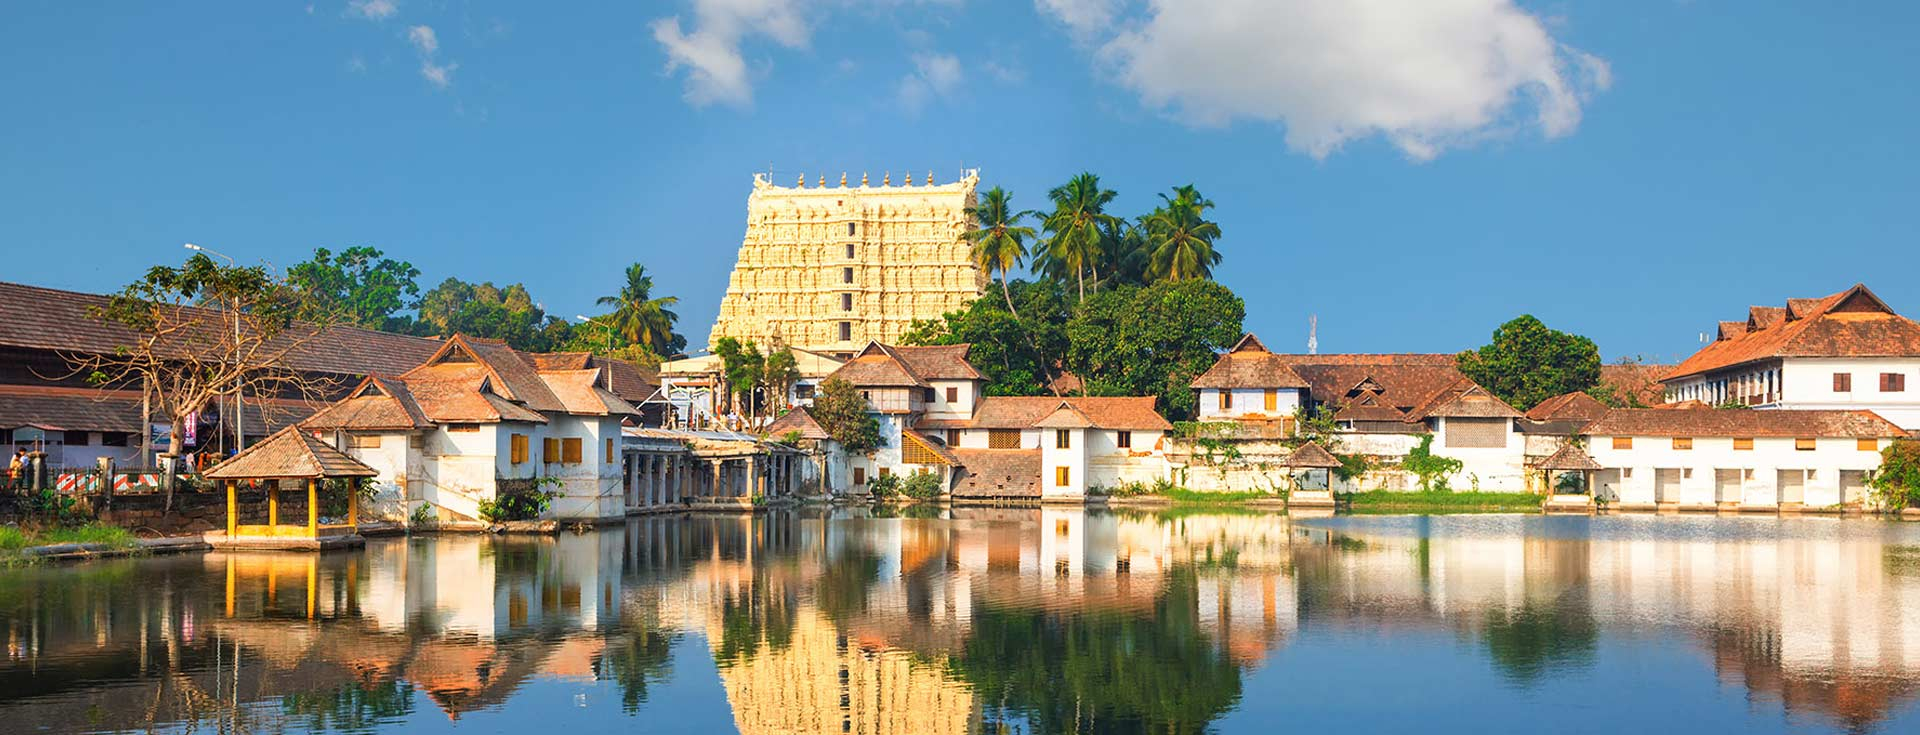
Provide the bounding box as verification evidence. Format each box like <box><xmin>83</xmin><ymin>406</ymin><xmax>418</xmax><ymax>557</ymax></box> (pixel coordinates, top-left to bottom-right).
<box><xmin>3</xmin><ymin>482</ymin><xmax>321</xmax><ymax>536</ymax></box>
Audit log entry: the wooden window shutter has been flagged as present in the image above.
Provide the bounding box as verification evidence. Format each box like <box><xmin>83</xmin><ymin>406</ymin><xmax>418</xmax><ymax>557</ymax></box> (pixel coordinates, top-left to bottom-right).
<box><xmin>511</xmin><ymin>434</ymin><xmax>529</xmax><ymax>464</ymax></box>
<box><xmin>946</xmin><ymin>386</ymin><xmax>959</xmax><ymax>403</ymax></box>
<box><xmin>1834</xmin><ymin>373</ymin><xmax>1851</xmax><ymax>392</ymax></box>
<box><xmin>854</xmin><ymin>467</ymin><xmax>866</xmax><ymax>485</ymax></box>
<box><xmin>1264</xmin><ymin>389</ymin><xmax>1277</xmax><ymax>412</ymax></box>
<box><xmin>1055</xmin><ymin>466</ymin><xmax>1070</xmax><ymax>487</ymax></box>
<box><xmin>1671</xmin><ymin>437</ymin><xmax>1691</xmax><ymax>450</ymax></box>
<box><xmin>1218</xmin><ymin>391</ymin><xmax>1231</xmax><ymax>410</ymax></box>
<box><xmin>1733</xmin><ymin>437</ymin><xmax>1754</xmax><ymax>450</ymax></box>
<box><xmin>946</xmin><ymin>429</ymin><xmax>961</xmax><ymax>445</ymax></box>
<box><xmin>543</xmin><ymin>437</ymin><xmax>560</xmax><ymax>462</ymax></box>
<box><xmin>1859</xmin><ymin>438</ymin><xmax>1880</xmax><ymax>451</ymax></box>
<box><xmin>562</xmin><ymin>437</ymin><xmax>583</xmax><ymax>464</ymax></box>
<box><xmin>1795</xmin><ymin>438</ymin><xmax>1816</xmax><ymax>451</ymax></box>
<box><xmin>989</xmin><ymin>429</ymin><xmax>1020</xmax><ymax>449</ymax></box>
<box><xmin>1883</xmin><ymin>373</ymin><xmax>1907</xmax><ymax>392</ymax></box>
<box><xmin>606</xmin><ymin>438</ymin><xmax>615</xmax><ymax>461</ymax></box>
<box><xmin>1055</xmin><ymin>429</ymin><xmax>1071</xmax><ymax>449</ymax></box>
<box><xmin>1612</xmin><ymin>437</ymin><xmax>1632</xmax><ymax>450</ymax></box>
<box><xmin>1117</xmin><ymin>430</ymin><xmax>1132</xmax><ymax>449</ymax></box>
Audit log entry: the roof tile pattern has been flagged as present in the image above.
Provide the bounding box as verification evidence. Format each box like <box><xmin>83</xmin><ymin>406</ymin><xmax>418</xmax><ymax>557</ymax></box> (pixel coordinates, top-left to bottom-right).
<box><xmin>206</xmin><ymin>425</ymin><xmax>379</xmax><ymax>479</ymax></box>
<box><xmin>1581</xmin><ymin>408</ymin><xmax>1907</xmax><ymax>439</ymax></box>
<box><xmin>948</xmin><ymin>448</ymin><xmax>1041</xmax><ymax>498</ymax></box>
<box><xmin>1668</xmin><ymin>285</ymin><xmax>1920</xmax><ymax>381</ymax></box>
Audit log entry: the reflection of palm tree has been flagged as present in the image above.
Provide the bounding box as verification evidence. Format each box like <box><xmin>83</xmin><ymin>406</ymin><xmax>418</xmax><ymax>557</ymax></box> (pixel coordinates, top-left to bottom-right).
<box><xmin>600</xmin><ymin>630</ymin><xmax>677</xmax><ymax>714</ymax></box>
<box><xmin>281</xmin><ymin>681</ymin><xmax>417</xmax><ymax>730</ymax></box>
<box><xmin>1481</xmin><ymin>600</ymin><xmax>1598</xmax><ymax>685</ymax></box>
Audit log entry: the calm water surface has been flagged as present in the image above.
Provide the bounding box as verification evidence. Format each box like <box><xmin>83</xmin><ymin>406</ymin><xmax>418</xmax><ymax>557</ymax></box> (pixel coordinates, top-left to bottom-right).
<box><xmin>5</xmin><ymin>509</ymin><xmax>1920</xmax><ymax>734</ymax></box>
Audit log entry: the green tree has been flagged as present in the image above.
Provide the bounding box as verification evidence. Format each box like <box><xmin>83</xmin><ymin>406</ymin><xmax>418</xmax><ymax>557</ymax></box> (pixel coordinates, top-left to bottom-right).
<box><xmin>713</xmin><ymin>337</ymin><xmax>764</xmax><ymax>418</ymax></box>
<box><xmin>1039</xmin><ymin>172</ymin><xmax>1120</xmax><ymax>301</ymax></box>
<box><xmin>1145</xmin><ymin>185</ymin><xmax>1223</xmax><ymax>282</ymax></box>
<box><xmin>285</xmin><ymin>246</ymin><xmax>422</xmax><ymax>330</ymax></box>
<box><xmin>811</xmin><ymin>377</ymin><xmax>880</xmax><ymax>451</ymax></box>
<box><xmin>963</xmin><ymin>186</ymin><xmax>1037</xmax><ymax>315</ymax></box>
<box><xmin>900</xmin><ymin>279</ymin><xmax>1072</xmax><ymax>396</ymax></box>
<box><xmin>414</xmin><ymin>278</ymin><xmax>572</xmax><ymax>351</ymax></box>
<box><xmin>1456</xmin><ymin>315</ymin><xmax>1602</xmax><ymax>411</ymax></box>
<box><xmin>1868</xmin><ymin>440</ymin><xmax>1920</xmax><ymax>509</ymax></box>
<box><xmin>595</xmin><ymin>264</ymin><xmax>685</xmax><ymax>357</ymax></box>
<box><xmin>1402</xmin><ymin>434</ymin><xmax>1465</xmax><ymax>491</ymax></box>
<box><xmin>1064</xmin><ymin>279</ymin><xmax>1245</xmax><ymax>419</ymax></box>
<box><xmin>761</xmin><ymin>346</ymin><xmax>799</xmax><ymax>413</ymax></box>
<box><xmin>1100</xmin><ymin>217</ymin><xmax>1154</xmax><ymax>288</ymax></box>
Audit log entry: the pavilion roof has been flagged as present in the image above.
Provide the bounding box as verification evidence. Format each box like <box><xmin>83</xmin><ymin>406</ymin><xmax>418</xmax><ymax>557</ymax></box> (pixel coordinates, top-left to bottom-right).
<box><xmin>206</xmin><ymin>425</ymin><xmax>378</xmax><ymax>479</ymax></box>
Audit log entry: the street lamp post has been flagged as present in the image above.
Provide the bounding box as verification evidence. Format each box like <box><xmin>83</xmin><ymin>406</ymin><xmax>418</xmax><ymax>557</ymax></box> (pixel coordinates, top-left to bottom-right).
<box><xmin>576</xmin><ymin>315</ymin><xmax>613</xmax><ymax>353</ymax></box>
<box><xmin>184</xmin><ymin>243</ymin><xmax>246</xmax><ymax>453</ymax></box>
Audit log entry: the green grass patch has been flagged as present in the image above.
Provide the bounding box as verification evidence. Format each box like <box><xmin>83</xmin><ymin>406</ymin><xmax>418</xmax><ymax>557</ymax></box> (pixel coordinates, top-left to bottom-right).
<box><xmin>0</xmin><ymin>524</ymin><xmax>138</xmax><ymax>552</ymax></box>
<box><xmin>1158</xmin><ymin>487</ymin><xmax>1282</xmax><ymax>504</ymax></box>
<box><xmin>1342</xmin><ymin>490</ymin><xmax>1542</xmax><ymax>512</ymax></box>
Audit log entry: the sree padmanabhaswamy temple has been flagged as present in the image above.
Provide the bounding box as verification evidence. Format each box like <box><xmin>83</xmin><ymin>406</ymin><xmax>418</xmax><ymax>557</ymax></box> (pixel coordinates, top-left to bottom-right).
<box><xmin>708</xmin><ymin>169</ymin><xmax>986</xmax><ymax>357</ymax></box>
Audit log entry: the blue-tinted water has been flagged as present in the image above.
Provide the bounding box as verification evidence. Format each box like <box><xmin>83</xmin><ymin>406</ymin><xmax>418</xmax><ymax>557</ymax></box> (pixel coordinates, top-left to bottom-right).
<box><xmin>4</xmin><ymin>508</ymin><xmax>1919</xmax><ymax>734</ymax></box>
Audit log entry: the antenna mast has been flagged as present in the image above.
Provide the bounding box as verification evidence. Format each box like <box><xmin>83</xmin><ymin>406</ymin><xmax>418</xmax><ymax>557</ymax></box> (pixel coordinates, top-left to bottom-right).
<box><xmin>1308</xmin><ymin>315</ymin><xmax>1319</xmax><ymax>355</ymax></box>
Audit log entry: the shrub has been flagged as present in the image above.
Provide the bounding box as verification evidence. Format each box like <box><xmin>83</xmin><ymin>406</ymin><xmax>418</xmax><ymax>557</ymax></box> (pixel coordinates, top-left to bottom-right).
<box><xmin>1869</xmin><ymin>440</ymin><xmax>1920</xmax><ymax>510</ymax></box>
<box><xmin>867</xmin><ymin>473</ymin><xmax>902</xmax><ymax>500</ymax></box>
<box><xmin>901</xmin><ymin>472</ymin><xmax>941</xmax><ymax>500</ymax></box>
<box><xmin>478</xmin><ymin>489</ymin><xmax>556</xmax><ymax>523</ymax></box>
<box><xmin>1401</xmin><ymin>435</ymin><xmax>1464</xmax><ymax>492</ymax></box>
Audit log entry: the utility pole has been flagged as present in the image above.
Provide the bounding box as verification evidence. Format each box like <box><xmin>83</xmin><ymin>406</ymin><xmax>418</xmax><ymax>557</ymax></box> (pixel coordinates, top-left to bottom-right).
<box><xmin>185</xmin><ymin>243</ymin><xmax>244</xmax><ymax>452</ymax></box>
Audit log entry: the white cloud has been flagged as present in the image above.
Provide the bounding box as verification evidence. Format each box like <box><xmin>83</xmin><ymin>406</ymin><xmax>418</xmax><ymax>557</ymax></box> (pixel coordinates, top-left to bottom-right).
<box><xmin>1057</xmin><ymin>0</ymin><xmax>1610</xmax><ymax>160</ymax></box>
<box><xmin>1034</xmin><ymin>0</ymin><xmax>1118</xmax><ymax>39</ymax></box>
<box><xmin>897</xmin><ymin>52</ymin><xmax>963</xmax><ymax>112</ymax></box>
<box><xmin>346</xmin><ymin>0</ymin><xmax>396</xmax><ymax>21</ymax></box>
<box><xmin>650</xmin><ymin>0</ymin><xmax>810</xmax><ymax>108</ymax></box>
<box><xmin>421</xmin><ymin>60</ymin><xmax>457</xmax><ymax>88</ymax></box>
<box><xmin>407</xmin><ymin>24</ymin><xmax>438</xmax><ymax>54</ymax></box>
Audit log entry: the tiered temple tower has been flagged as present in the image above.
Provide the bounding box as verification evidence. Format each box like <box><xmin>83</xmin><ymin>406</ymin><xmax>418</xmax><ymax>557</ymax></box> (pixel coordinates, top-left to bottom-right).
<box><xmin>708</xmin><ymin>169</ymin><xmax>986</xmax><ymax>357</ymax></box>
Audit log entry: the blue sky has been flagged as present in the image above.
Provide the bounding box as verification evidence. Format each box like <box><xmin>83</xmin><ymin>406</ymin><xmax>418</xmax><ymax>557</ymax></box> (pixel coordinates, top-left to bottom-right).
<box><xmin>3</xmin><ymin>1</ymin><xmax>1917</xmax><ymax>363</ymax></box>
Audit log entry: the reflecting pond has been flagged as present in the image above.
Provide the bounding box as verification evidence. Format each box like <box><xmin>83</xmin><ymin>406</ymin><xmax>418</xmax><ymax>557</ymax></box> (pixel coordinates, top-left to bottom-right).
<box><xmin>6</xmin><ymin>509</ymin><xmax>1920</xmax><ymax>733</ymax></box>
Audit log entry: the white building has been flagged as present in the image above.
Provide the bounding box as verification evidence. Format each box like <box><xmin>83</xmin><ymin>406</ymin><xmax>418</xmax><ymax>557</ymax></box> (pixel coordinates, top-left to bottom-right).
<box><xmin>1581</xmin><ymin>408</ymin><xmax>1905</xmax><ymax>510</ymax></box>
<box><xmin>1664</xmin><ymin>284</ymin><xmax>1920</xmax><ymax>430</ymax></box>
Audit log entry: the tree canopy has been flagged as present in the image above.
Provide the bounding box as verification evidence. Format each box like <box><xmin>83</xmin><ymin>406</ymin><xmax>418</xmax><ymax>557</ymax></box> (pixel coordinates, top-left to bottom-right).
<box><xmin>594</xmin><ymin>263</ymin><xmax>685</xmax><ymax>357</ymax></box>
<box><xmin>1455</xmin><ymin>315</ymin><xmax>1602</xmax><ymax>411</ymax></box>
<box><xmin>285</xmin><ymin>246</ymin><xmax>421</xmax><ymax>331</ymax></box>
<box><xmin>810</xmin><ymin>377</ymin><xmax>880</xmax><ymax>451</ymax></box>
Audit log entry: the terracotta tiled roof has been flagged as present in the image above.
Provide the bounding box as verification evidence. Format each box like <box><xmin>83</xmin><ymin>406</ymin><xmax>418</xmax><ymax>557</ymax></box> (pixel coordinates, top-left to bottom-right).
<box><xmin>0</xmin><ymin>281</ymin><xmax>442</xmax><ymax>377</ymax></box>
<box><xmin>538</xmin><ymin>369</ymin><xmax>640</xmax><ymax>417</ymax></box>
<box><xmin>595</xmin><ymin>358</ymin><xmax>660</xmax><ymax>404</ymax></box>
<box><xmin>890</xmin><ymin>344</ymin><xmax>983</xmax><ymax>380</ymax></box>
<box><xmin>1332</xmin><ymin>391</ymin><xmax>1405</xmax><ymax>422</ymax></box>
<box><xmin>1033</xmin><ymin>402</ymin><xmax>1096</xmax><ymax>429</ymax></box>
<box><xmin>949</xmin><ymin>448</ymin><xmax>1041</xmax><ymax>498</ymax></box>
<box><xmin>829</xmin><ymin>344</ymin><xmax>928</xmax><ymax>387</ymax></box>
<box><xmin>1190</xmin><ymin>333</ymin><xmax>1310</xmax><ymax>389</ymax></box>
<box><xmin>764</xmin><ymin>406</ymin><xmax>830</xmax><ymax>440</ymax></box>
<box><xmin>1667</xmin><ymin>285</ymin><xmax>1920</xmax><ymax>381</ymax></box>
<box><xmin>205</xmin><ymin>425</ymin><xmax>378</xmax><ymax>479</ymax></box>
<box><xmin>1581</xmin><ymin>408</ymin><xmax>1907</xmax><ymax>438</ymax></box>
<box><xmin>1279</xmin><ymin>357</ymin><xmax>1468</xmax><ymax>412</ymax></box>
<box><xmin>1282</xmin><ymin>441</ymin><xmax>1342</xmax><ymax>469</ymax></box>
<box><xmin>302</xmin><ymin>376</ymin><xmax>434</xmax><ymax>431</ymax></box>
<box><xmin>901</xmin><ymin>431</ymin><xmax>960</xmax><ymax>465</ymax></box>
<box><xmin>1534</xmin><ymin>443</ymin><xmax>1602</xmax><ymax>471</ymax></box>
<box><xmin>1597</xmin><ymin>362</ymin><xmax>1671</xmax><ymax>406</ymax></box>
<box><xmin>1525</xmin><ymin>392</ymin><xmax>1610</xmax><ymax>423</ymax></box>
<box><xmin>448</xmin><ymin>337</ymin><xmax>566</xmax><ymax>412</ymax></box>
<box><xmin>0</xmin><ymin>385</ymin><xmax>311</xmax><ymax>434</ymax></box>
<box><xmin>957</xmin><ymin>396</ymin><xmax>1171</xmax><ymax>431</ymax></box>
<box><xmin>405</xmin><ymin>372</ymin><xmax>548</xmax><ymax>424</ymax></box>
<box><xmin>1403</xmin><ymin>380</ymin><xmax>1521</xmax><ymax>421</ymax></box>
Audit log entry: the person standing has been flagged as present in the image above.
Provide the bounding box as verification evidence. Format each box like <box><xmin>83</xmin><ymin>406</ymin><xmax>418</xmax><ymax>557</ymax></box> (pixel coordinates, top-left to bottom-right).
<box><xmin>9</xmin><ymin>449</ymin><xmax>25</xmax><ymax>490</ymax></box>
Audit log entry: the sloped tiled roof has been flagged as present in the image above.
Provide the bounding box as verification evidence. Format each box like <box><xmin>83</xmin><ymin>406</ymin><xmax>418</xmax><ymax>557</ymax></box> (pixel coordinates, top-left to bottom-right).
<box><xmin>1282</xmin><ymin>441</ymin><xmax>1343</xmax><ymax>469</ymax></box>
<box><xmin>539</xmin><ymin>369</ymin><xmax>640</xmax><ymax>417</ymax></box>
<box><xmin>959</xmin><ymin>396</ymin><xmax>1171</xmax><ymax>431</ymax></box>
<box><xmin>302</xmin><ymin>376</ymin><xmax>434</xmax><ymax>431</ymax></box>
<box><xmin>1190</xmin><ymin>333</ymin><xmax>1310</xmax><ymax>389</ymax></box>
<box><xmin>1668</xmin><ymin>285</ymin><xmax>1920</xmax><ymax>381</ymax></box>
<box><xmin>1525</xmin><ymin>392</ymin><xmax>1611</xmax><ymax>423</ymax></box>
<box><xmin>889</xmin><ymin>344</ymin><xmax>983</xmax><ymax>380</ymax></box>
<box><xmin>1332</xmin><ymin>391</ymin><xmax>1405</xmax><ymax>422</ymax></box>
<box><xmin>829</xmin><ymin>343</ymin><xmax>928</xmax><ymax>387</ymax></box>
<box><xmin>949</xmin><ymin>448</ymin><xmax>1041</xmax><ymax>498</ymax></box>
<box><xmin>1597</xmin><ymin>362</ymin><xmax>1671</xmax><ymax>407</ymax></box>
<box><xmin>764</xmin><ymin>406</ymin><xmax>830</xmax><ymax>440</ymax></box>
<box><xmin>405</xmin><ymin>371</ymin><xmax>548</xmax><ymax>424</ymax></box>
<box><xmin>1534</xmin><ymin>443</ymin><xmax>1602</xmax><ymax>471</ymax></box>
<box><xmin>0</xmin><ymin>281</ymin><xmax>442</xmax><ymax>377</ymax></box>
<box><xmin>205</xmin><ymin>425</ymin><xmax>378</xmax><ymax>479</ymax></box>
<box><xmin>1278</xmin><ymin>356</ymin><xmax>1468</xmax><ymax>412</ymax></box>
<box><xmin>1581</xmin><ymin>408</ymin><xmax>1907</xmax><ymax>438</ymax></box>
<box><xmin>1404</xmin><ymin>380</ymin><xmax>1522</xmax><ymax>421</ymax></box>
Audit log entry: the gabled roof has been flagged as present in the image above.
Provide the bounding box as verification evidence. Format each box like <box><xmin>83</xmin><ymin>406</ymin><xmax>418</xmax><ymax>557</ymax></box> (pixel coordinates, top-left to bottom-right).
<box><xmin>1534</xmin><ymin>443</ymin><xmax>1602</xmax><ymax>471</ymax></box>
<box><xmin>764</xmin><ymin>406</ymin><xmax>830</xmax><ymax>440</ymax></box>
<box><xmin>829</xmin><ymin>342</ymin><xmax>929</xmax><ymax>387</ymax></box>
<box><xmin>1404</xmin><ymin>380</ymin><xmax>1522</xmax><ymax>421</ymax></box>
<box><xmin>205</xmin><ymin>425</ymin><xmax>378</xmax><ymax>479</ymax></box>
<box><xmin>1278</xmin><ymin>355</ymin><xmax>1467</xmax><ymax>411</ymax></box>
<box><xmin>1033</xmin><ymin>402</ymin><xmax>1095</xmax><ymax>429</ymax></box>
<box><xmin>901</xmin><ymin>430</ymin><xmax>960</xmax><ymax>465</ymax></box>
<box><xmin>1525</xmin><ymin>392</ymin><xmax>1610</xmax><ymax>423</ymax></box>
<box><xmin>1282</xmin><ymin>441</ymin><xmax>1342</xmax><ymax>469</ymax></box>
<box><xmin>538</xmin><ymin>369</ymin><xmax>640</xmax><ymax>417</ymax></box>
<box><xmin>954</xmin><ymin>396</ymin><xmax>1172</xmax><ymax>431</ymax></box>
<box><xmin>1581</xmin><ymin>408</ymin><xmax>1907</xmax><ymax>439</ymax></box>
<box><xmin>302</xmin><ymin>376</ymin><xmax>434</xmax><ymax>431</ymax></box>
<box><xmin>1190</xmin><ymin>333</ymin><xmax>1310</xmax><ymax>389</ymax></box>
<box><xmin>889</xmin><ymin>344</ymin><xmax>983</xmax><ymax>380</ymax></box>
<box><xmin>405</xmin><ymin>372</ymin><xmax>548</xmax><ymax>424</ymax></box>
<box><xmin>949</xmin><ymin>448</ymin><xmax>1041</xmax><ymax>498</ymax></box>
<box><xmin>1668</xmin><ymin>285</ymin><xmax>1920</xmax><ymax>381</ymax></box>
<box><xmin>407</xmin><ymin>335</ymin><xmax>565</xmax><ymax>413</ymax></box>
<box><xmin>1332</xmin><ymin>391</ymin><xmax>1405</xmax><ymax>422</ymax></box>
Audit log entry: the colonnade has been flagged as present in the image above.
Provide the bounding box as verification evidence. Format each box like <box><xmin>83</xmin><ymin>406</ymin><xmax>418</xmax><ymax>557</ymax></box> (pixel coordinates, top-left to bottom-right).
<box><xmin>622</xmin><ymin>450</ymin><xmax>807</xmax><ymax>512</ymax></box>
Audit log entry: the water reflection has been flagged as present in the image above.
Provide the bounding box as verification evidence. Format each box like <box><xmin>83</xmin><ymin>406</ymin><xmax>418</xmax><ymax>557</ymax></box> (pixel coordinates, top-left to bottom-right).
<box><xmin>3</xmin><ymin>511</ymin><xmax>1920</xmax><ymax>733</ymax></box>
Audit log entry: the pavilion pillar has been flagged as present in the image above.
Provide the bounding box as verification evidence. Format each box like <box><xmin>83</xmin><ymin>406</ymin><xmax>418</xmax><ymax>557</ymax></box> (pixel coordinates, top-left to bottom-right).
<box><xmin>628</xmin><ymin>455</ymin><xmax>641</xmax><ymax>509</ymax></box>
<box><xmin>268</xmin><ymin>481</ymin><xmax>280</xmax><ymax>527</ymax></box>
<box><xmin>348</xmin><ymin>478</ymin><xmax>359</xmax><ymax>527</ymax></box>
<box><xmin>307</xmin><ymin>478</ymin><xmax>319</xmax><ymax>537</ymax></box>
<box><xmin>710</xmin><ymin>459</ymin><xmax>724</xmax><ymax>499</ymax></box>
<box><xmin>746</xmin><ymin>456</ymin><xmax>759</xmax><ymax>498</ymax></box>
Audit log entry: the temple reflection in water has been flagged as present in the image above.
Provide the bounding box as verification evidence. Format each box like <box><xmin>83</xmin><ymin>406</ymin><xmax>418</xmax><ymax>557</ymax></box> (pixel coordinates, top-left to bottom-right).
<box><xmin>3</xmin><ymin>511</ymin><xmax>1920</xmax><ymax>733</ymax></box>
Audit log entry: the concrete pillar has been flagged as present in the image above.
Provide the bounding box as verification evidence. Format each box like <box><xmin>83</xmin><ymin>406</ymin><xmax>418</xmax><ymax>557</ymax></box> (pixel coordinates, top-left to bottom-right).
<box><xmin>710</xmin><ymin>459</ymin><xmax>724</xmax><ymax>499</ymax></box>
<box><xmin>652</xmin><ymin>453</ymin><xmax>665</xmax><ymax>506</ymax></box>
<box><xmin>747</xmin><ymin>456</ymin><xmax>760</xmax><ymax>498</ymax></box>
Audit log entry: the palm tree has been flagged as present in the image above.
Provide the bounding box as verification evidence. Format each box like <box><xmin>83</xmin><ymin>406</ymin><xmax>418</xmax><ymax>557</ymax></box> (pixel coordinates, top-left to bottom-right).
<box><xmin>963</xmin><ymin>187</ymin><xmax>1037</xmax><ymax>315</ymax></box>
<box><xmin>1145</xmin><ymin>185</ymin><xmax>1223</xmax><ymax>282</ymax></box>
<box><xmin>596</xmin><ymin>264</ymin><xmax>681</xmax><ymax>355</ymax></box>
<box><xmin>1040</xmin><ymin>173</ymin><xmax>1119</xmax><ymax>301</ymax></box>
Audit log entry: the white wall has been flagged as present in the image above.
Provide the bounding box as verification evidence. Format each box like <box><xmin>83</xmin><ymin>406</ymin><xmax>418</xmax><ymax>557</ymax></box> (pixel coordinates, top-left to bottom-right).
<box><xmin>1040</xmin><ymin>427</ymin><xmax>1087</xmax><ymax>498</ymax></box>
<box><xmin>341</xmin><ymin>431</ymin><xmax>412</xmax><ymax>522</ymax></box>
<box><xmin>922</xmin><ymin>379</ymin><xmax>978</xmax><ymax>420</ymax></box>
<box><xmin>1195</xmin><ymin>388</ymin><xmax>1304</xmax><ymax>421</ymax></box>
<box><xmin>1430</xmin><ymin>418</ymin><xmax>1527</xmax><ymax>492</ymax></box>
<box><xmin>1588</xmin><ymin>434</ymin><xmax>1889</xmax><ymax>508</ymax></box>
<box><xmin>1085</xmin><ymin>429</ymin><xmax>1169</xmax><ymax>490</ymax></box>
<box><xmin>1778</xmin><ymin>357</ymin><xmax>1920</xmax><ymax>430</ymax></box>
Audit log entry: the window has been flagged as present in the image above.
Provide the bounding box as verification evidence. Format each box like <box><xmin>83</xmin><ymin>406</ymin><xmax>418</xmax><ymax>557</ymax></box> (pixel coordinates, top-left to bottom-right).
<box><xmin>878</xmin><ymin>467</ymin><xmax>891</xmax><ymax>478</ymax></box>
<box><xmin>511</xmin><ymin>434</ymin><xmax>530</xmax><ymax>464</ymax></box>
<box><xmin>1883</xmin><ymin>373</ymin><xmax>1907</xmax><ymax>392</ymax></box>
<box><xmin>988</xmin><ymin>429</ymin><xmax>1021</xmax><ymax>448</ymax></box>
<box><xmin>838</xmin><ymin>322</ymin><xmax>852</xmax><ymax>341</ymax></box>
<box><xmin>1859</xmin><ymin>438</ymin><xmax>1881</xmax><ymax>451</ymax></box>
<box><xmin>854</xmin><ymin>467</ymin><xmax>866</xmax><ymax>485</ymax></box>
<box><xmin>448</xmin><ymin>423</ymin><xmax>480</xmax><ymax>433</ymax></box>
<box><xmin>1218</xmin><ymin>390</ymin><xmax>1232</xmax><ymax>411</ymax></box>
<box><xmin>842</xmin><ymin>267</ymin><xmax>854</xmax><ymax>284</ymax></box>
<box><xmin>945</xmin><ymin>386</ymin><xmax>959</xmax><ymax>403</ymax></box>
<box><xmin>1444</xmin><ymin>418</ymin><xmax>1507</xmax><ymax>449</ymax></box>
<box><xmin>923</xmin><ymin>387</ymin><xmax>938</xmax><ymax>402</ymax></box>
<box><xmin>795</xmin><ymin>384</ymin><xmax>815</xmax><ymax>400</ymax></box>
<box><xmin>606</xmin><ymin>438</ymin><xmax>615</xmax><ymax>461</ymax></box>
<box><xmin>1733</xmin><ymin>437</ymin><xmax>1754</xmax><ymax>450</ymax></box>
<box><xmin>348</xmin><ymin>434</ymin><xmax>383</xmax><ymax>449</ymax></box>
<box><xmin>1055</xmin><ymin>466</ymin><xmax>1070</xmax><ymax>487</ymax></box>
<box><xmin>1671</xmin><ymin>437</ymin><xmax>1691</xmax><ymax>450</ymax></box>
<box><xmin>1055</xmin><ymin>429</ymin><xmax>1071</xmax><ymax>449</ymax></box>
<box><xmin>847</xmin><ymin>222</ymin><xmax>856</xmax><ymax>236</ymax></box>
<box><xmin>845</xmin><ymin>243</ymin><xmax>856</xmax><ymax>259</ymax></box>
<box><xmin>1613</xmin><ymin>437</ymin><xmax>1634</xmax><ymax>450</ymax></box>
<box><xmin>1116</xmin><ymin>430</ymin><xmax>1132</xmax><ymax>449</ymax></box>
<box><xmin>1264</xmin><ymin>389</ymin><xmax>1277</xmax><ymax>412</ymax></box>
<box><xmin>1834</xmin><ymin>373</ymin><xmax>1852</xmax><ymax>392</ymax></box>
<box><xmin>841</xmin><ymin>293</ymin><xmax>853</xmax><ymax>311</ymax></box>
<box><xmin>945</xmin><ymin>429</ymin><xmax>961</xmax><ymax>445</ymax></box>
<box><xmin>544</xmin><ymin>437</ymin><xmax>561</xmax><ymax>462</ymax></box>
<box><xmin>1795</xmin><ymin>438</ymin><xmax>1817</xmax><ymax>451</ymax></box>
<box><xmin>63</xmin><ymin>430</ymin><xmax>89</xmax><ymax>445</ymax></box>
<box><xmin>100</xmin><ymin>431</ymin><xmax>129</xmax><ymax>447</ymax></box>
<box><xmin>562</xmin><ymin>437</ymin><xmax>583</xmax><ymax>464</ymax></box>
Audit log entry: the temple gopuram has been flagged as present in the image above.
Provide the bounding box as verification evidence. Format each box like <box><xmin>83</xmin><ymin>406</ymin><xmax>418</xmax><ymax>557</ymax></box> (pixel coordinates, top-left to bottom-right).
<box><xmin>709</xmin><ymin>169</ymin><xmax>986</xmax><ymax>357</ymax></box>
